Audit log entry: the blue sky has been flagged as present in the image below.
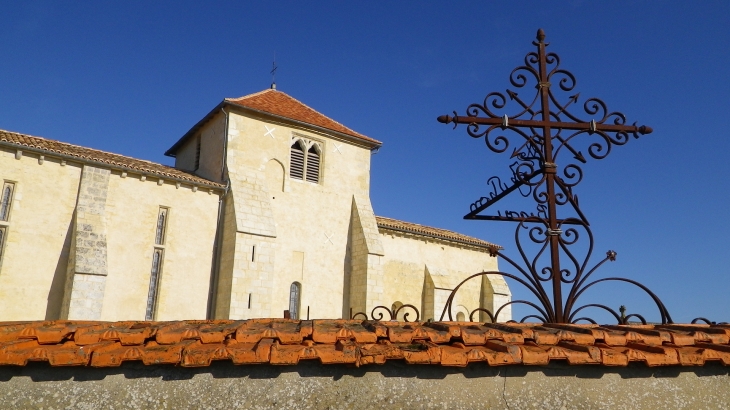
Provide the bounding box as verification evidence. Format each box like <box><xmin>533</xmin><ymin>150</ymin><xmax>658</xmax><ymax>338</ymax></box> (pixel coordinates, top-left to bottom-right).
<box><xmin>1</xmin><ymin>1</ymin><xmax>728</xmax><ymax>323</ymax></box>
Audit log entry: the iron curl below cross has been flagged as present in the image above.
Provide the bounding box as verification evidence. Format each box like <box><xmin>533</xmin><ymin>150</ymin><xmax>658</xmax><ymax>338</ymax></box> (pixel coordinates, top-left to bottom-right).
<box><xmin>436</xmin><ymin>28</ymin><xmax>676</xmax><ymax>325</ymax></box>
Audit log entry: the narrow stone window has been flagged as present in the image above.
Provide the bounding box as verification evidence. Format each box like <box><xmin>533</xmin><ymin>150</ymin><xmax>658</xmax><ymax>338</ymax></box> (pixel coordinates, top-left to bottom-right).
<box><xmin>194</xmin><ymin>136</ymin><xmax>201</xmax><ymax>171</ymax></box>
<box><xmin>305</xmin><ymin>145</ymin><xmax>320</xmax><ymax>183</ymax></box>
<box><xmin>289</xmin><ymin>141</ymin><xmax>305</xmax><ymax>180</ymax></box>
<box><xmin>0</xmin><ymin>182</ymin><xmax>15</xmax><ymax>222</ymax></box>
<box><xmin>0</xmin><ymin>227</ymin><xmax>6</xmax><ymax>262</ymax></box>
<box><xmin>251</xmin><ymin>245</ymin><xmax>256</xmax><ymax>262</ymax></box>
<box><xmin>145</xmin><ymin>249</ymin><xmax>163</xmax><ymax>320</ymax></box>
<box><xmin>155</xmin><ymin>208</ymin><xmax>168</xmax><ymax>246</ymax></box>
<box><xmin>289</xmin><ymin>282</ymin><xmax>301</xmax><ymax>320</ymax></box>
<box><xmin>147</xmin><ymin>207</ymin><xmax>168</xmax><ymax>319</ymax></box>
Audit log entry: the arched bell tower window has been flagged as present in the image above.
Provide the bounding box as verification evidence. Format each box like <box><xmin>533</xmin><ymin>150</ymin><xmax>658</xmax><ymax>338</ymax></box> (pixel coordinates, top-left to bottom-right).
<box><xmin>289</xmin><ymin>282</ymin><xmax>301</xmax><ymax>320</ymax></box>
<box><xmin>289</xmin><ymin>141</ymin><xmax>305</xmax><ymax>180</ymax></box>
<box><xmin>290</xmin><ymin>137</ymin><xmax>322</xmax><ymax>184</ymax></box>
<box><xmin>306</xmin><ymin>145</ymin><xmax>320</xmax><ymax>183</ymax></box>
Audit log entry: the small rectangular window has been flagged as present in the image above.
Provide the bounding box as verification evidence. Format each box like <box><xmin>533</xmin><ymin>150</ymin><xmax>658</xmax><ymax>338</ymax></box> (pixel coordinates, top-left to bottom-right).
<box><xmin>145</xmin><ymin>249</ymin><xmax>164</xmax><ymax>320</ymax></box>
<box><xmin>155</xmin><ymin>208</ymin><xmax>168</xmax><ymax>246</ymax></box>
<box><xmin>0</xmin><ymin>182</ymin><xmax>15</xmax><ymax>222</ymax></box>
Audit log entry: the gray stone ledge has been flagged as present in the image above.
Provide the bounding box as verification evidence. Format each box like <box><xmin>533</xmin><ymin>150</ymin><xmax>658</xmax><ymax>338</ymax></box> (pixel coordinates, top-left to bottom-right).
<box><xmin>0</xmin><ymin>362</ymin><xmax>728</xmax><ymax>409</ymax></box>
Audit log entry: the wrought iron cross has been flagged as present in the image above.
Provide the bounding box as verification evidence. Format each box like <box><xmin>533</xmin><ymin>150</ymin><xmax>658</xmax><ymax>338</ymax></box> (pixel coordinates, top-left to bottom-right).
<box><xmin>437</xmin><ymin>29</ymin><xmax>670</xmax><ymax>324</ymax></box>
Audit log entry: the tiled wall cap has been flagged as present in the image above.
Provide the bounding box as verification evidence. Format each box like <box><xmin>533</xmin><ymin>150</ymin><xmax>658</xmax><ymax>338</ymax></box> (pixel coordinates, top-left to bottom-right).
<box><xmin>0</xmin><ymin>320</ymin><xmax>729</xmax><ymax>368</ymax></box>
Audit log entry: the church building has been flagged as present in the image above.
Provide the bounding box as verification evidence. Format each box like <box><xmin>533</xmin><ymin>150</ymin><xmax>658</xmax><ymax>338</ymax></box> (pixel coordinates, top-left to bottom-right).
<box><xmin>0</xmin><ymin>88</ymin><xmax>511</xmax><ymax>322</ymax></box>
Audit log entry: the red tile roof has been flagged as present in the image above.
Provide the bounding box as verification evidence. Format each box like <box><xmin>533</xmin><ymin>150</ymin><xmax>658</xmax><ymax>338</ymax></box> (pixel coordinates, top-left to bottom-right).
<box><xmin>0</xmin><ymin>129</ymin><xmax>225</xmax><ymax>189</ymax></box>
<box><xmin>1</xmin><ymin>320</ymin><xmax>727</xmax><ymax>368</ymax></box>
<box><xmin>376</xmin><ymin>216</ymin><xmax>501</xmax><ymax>251</ymax></box>
<box><xmin>225</xmin><ymin>89</ymin><xmax>381</xmax><ymax>145</ymax></box>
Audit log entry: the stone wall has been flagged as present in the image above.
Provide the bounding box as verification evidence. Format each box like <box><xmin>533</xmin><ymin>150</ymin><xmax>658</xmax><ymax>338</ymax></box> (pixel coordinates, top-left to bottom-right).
<box><xmin>0</xmin><ymin>149</ymin><xmax>81</xmax><ymax>320</ymax></box>
<box><xmin>0</xmin><ymin>147</ymin><xmax>221</xmax><ymax>322</ymax></box>
<box><xmin>379</xmin><ymin>229</ymin><xmax>510</xmax><ymax>322</ymax></box>
<box><xmin>0</xmin><ymin>361</ymin><xmax>727</xmax><ymax>409</ymax></box>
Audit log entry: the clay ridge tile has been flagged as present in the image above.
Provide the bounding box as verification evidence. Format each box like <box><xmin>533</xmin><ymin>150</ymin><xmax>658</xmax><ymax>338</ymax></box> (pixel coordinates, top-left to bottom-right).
<box><xmin>1</xmin><ymin>320</ymin><xmax>729</xmax><ymax>368</ymax></box>
<box><xmin>0</xmin><ymin>129</ymin><xmax>225</xmax><ymax>189</ymax></box>
<box><xmin>375</xmin><ymin>216</ymin><xmax>501</xmax><ymax>250</ymax></box>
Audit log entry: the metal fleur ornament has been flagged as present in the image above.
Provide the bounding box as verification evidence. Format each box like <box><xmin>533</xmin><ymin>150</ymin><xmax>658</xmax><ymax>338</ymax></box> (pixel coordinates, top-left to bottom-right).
<box><xmin>437</xmin><ymin>29</ymin><xmax>673</xmax><ymax>324</ymax></box>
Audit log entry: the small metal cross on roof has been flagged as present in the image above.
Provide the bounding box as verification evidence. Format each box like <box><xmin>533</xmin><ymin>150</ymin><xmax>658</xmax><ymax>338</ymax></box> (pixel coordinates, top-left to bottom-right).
<box><xmin>437</xmin><ymin>29</ymin><xmax>673</xmax><ymax>324</ymax></box>
<box><xmin>270</xmin><ymin>53</ymin><xmax>278</xmax><ymax>89</ymax></box>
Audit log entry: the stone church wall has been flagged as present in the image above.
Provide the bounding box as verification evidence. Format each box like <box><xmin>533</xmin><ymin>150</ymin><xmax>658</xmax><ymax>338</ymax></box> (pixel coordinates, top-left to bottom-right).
<box><xmin>214</xmin><ymin>110</ymin><xmax>380</xmax><ymax>319</ymax></box>
<box><xmin>0</xmin><ymin>146</ymin><xmax>221</xmax><ymax>321</ymax></box>
<box><xmin>0</xmin><ymin>91</ymin><xmax>511</xmax><ymax>322</ymax></box>
<box><xmin>101</xmin><ymin>170</ymin><xmax>219</xmax><ymax>321</ymax></box>
<box><xmin>203</xmin><ymin>107</ymin><xmax>510</xmax><ymax>320</ymax></box>
<box><xmin>379</xmin><ymin>230</ymin><xmax>510</xmax><ymax>322</ymax></box>
<box><xmin>0</xmin><ymin>148</ymin><xmax>82</xmax><ymax>320</ymax></box>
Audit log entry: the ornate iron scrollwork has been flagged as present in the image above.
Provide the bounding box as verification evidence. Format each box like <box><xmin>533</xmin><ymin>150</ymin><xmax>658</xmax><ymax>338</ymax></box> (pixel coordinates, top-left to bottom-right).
<box><xmin>350</xmin><ymin>304</ymin><xmax>420</xmax><ymax>322</ymax></box>
<box><xmin>437</xmin><ymin>29</ymin><xmax>677</xmax><ymax>324</ymax></box>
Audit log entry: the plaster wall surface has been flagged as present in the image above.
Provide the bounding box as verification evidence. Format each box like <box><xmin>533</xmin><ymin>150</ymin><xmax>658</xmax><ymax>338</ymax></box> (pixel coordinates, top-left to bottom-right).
<box><xmin>0</xmin><ymin>362</ymin><xmax>727</xmax><ymax>410</ymax></box>
<box><xmin>0</xmin><ymin>146</ymin><xmax>220</xmax><ymax>321</ymax></box>
<box><xmin>0</xmin><ymin>150</ymin><xmax>81</xmax><ymax>320</ymax></box>
<box><xmin>379</xmin><ymin>231</ymin><xmax>511</xmax><ymax>321</ymax></box>
<box><xmin>102</xmin><ymin>172</ymin><xmax>219</xmax><ymax>321</ymax></box>
<box><xmin>174</xmin><ymin>112</ymin><xmax>226</xmax><ymax>183</ymax></box>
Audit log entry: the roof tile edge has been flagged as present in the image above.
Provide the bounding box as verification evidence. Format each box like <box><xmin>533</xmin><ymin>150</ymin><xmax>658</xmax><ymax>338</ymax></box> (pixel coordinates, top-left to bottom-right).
<box><xmin>0</xmin><ymin>129</ymin><xmax>225</xmax><ymax>190</ymax></box>
<box><xmin>375</xmin><ymin>216</ymin><xmax>502</xmax><ymax>251</ymax></box>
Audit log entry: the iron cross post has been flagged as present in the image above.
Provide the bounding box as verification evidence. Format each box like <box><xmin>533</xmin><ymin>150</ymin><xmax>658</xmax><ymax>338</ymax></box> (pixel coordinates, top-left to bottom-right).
<box><xmin>438</xmin><ymin>29</ymin><xmax>654</xmax><ymax>323</ymax></box>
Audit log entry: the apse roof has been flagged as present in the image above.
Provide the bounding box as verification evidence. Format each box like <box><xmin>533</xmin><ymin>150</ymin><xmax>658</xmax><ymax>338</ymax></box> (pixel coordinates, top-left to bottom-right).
<box><xmin>376</xmin><ymin>216</ymin><xmax>501</xmax><ymax>251</ymax></box>
<box><xmin>1</xmin><ymin>320</ymin><xmax>728</xmax><ymax>368</ymax></box>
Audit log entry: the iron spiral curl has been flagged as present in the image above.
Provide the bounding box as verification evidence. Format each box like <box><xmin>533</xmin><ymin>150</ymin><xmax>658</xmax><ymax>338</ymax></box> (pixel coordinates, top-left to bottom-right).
<box><xmin>350</xmin><ymin>304</ymin><xmax>420</xmax><ymax>322</ymax></box>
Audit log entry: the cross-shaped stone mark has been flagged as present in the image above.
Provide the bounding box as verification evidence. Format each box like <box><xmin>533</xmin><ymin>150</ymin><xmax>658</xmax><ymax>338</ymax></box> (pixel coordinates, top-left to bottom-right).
<box><xmin>264</xmin><ymin>125</ymin><xmax>276</xmax><ymax>139</ymax></box>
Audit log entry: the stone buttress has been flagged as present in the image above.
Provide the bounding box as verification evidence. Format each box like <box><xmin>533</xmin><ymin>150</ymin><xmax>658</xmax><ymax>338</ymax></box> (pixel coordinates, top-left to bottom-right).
<box><xmin>214</xmin><ymin>166</ymin><xmax>277</xmax><ymax>319</ymax></box>
<box><xmin>348</xmin><ymin>195</ymin><xmax>384</xmax><ymax>315</ymax></box>
<box><xmin>60</xmin><ymin>166</ymin><xmax>110</xmax><ymax>320</ymax></box>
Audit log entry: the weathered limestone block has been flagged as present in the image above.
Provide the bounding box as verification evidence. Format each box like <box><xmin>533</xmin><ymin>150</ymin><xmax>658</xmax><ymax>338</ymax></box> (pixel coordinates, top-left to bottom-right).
<box><xmin>227</xmin><ymin>167</ymin><xmax>277</xmax><ymax>238</ymax></box>
<box><xmin>348</xmin><ymin>195</ymin><xmax>384</xmax><ymax>315</ymax></box>
<box><xmin>60</xmin><ymin>166</ymin><xmax>110</xmax><ymax>320</ymax></box>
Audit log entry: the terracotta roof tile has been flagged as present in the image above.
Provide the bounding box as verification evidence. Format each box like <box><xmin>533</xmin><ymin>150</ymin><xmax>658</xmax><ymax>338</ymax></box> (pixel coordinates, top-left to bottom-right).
<box><xmin>1</xmin><ymin>320</ymin><xmax>728</xmax><ymax>368</ymax></box>
<box><xmin>0</xmin><ymin>129</ymin><xmax>225</xmax><ymax>189</ymax></box>
<box><xmin>375</xmin><ymin>216</ymin><xmax>501</xmax><ymax>250</ymax></box>
<box><xmin>225</xmin><ymin>89</ymin><xmax>381</xmax><ymax>145</ymax></box>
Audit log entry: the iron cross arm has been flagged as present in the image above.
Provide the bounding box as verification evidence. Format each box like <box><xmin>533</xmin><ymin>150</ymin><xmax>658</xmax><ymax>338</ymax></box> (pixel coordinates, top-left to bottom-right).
<box><xmin>437</xmin><ymin>114</ymin><xmax>653</xmax><ymax>136</ymax></box>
